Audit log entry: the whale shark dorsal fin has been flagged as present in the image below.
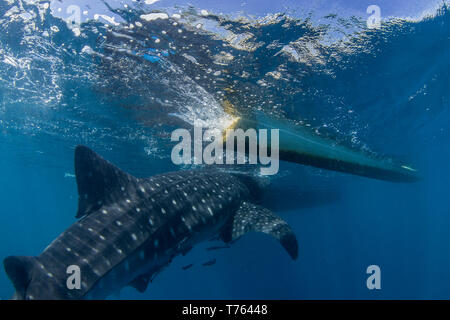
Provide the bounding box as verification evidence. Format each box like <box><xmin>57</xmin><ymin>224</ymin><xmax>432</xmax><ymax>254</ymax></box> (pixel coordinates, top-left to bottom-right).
<box><xmin>74</xmin><ymin>145</ymin><xmax>136</xmax><ymax>218</ymax></box>
<box><xmin>222</xmin><ymin>202</ymin><xmax>298</xmax><ymax>260</ymax></box>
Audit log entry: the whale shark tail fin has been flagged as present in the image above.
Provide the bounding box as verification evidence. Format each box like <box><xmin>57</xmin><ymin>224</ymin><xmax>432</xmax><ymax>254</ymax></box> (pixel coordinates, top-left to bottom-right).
<box><xmin>221</xmin><ymin>202</ymin><xmax>298</xmax><ymax>260</ymax></box>
<box><xmin>74</xmin><ymin>145</ymin><xmax>137</xmax><ymax>218</ymax></box>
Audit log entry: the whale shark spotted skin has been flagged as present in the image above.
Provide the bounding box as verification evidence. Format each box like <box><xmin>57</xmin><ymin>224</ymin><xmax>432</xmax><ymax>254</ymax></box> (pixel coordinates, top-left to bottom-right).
<box><xmin>3</xmin><ymin>145</ymin><xmax>298</xmax><ymax>300</ymax></box>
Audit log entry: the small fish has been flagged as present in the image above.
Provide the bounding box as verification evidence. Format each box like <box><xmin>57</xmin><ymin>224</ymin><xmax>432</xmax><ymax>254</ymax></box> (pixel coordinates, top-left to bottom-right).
<box><xmin>206</xmin><ymin>245</ymin><xmax>230</xmax><ymax>251</ymax></box>
<box><xmin>202</xmin><ymin>258</ymin><xmax>217</xmax><ymax>267</ymax></box>
<box><xmin>182</xmin><ymin>264</ymin><xmax>194</xmax><ymax>270</ymax></box>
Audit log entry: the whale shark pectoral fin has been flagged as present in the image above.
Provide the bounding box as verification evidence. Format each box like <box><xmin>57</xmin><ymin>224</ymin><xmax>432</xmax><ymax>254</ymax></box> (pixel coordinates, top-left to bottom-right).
<box><xmin>129</xmin><ymin>274</ymin><xmax>151</xmax><ymax>293</ymax></box>
<box><xmin>3</xmin><ymin>256</ymin><xmax>36</xmax><ymax>299</ymax></box>
<box><xmin>222</xmin><ymin>202</ymin><xmax>299</xmax><ymax>260</ymax></box>
<box><xmin>74</xmin><ymin>145</ymin><xmax>137</xmax><ymax>218</ymax></box>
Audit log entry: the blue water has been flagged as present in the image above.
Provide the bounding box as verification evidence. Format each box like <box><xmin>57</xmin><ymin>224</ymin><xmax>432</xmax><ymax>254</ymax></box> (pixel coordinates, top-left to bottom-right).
<box><xmin>0</xmin><ymin>0</ymin><xmax>449</xmax><ymax>299</ymax></box>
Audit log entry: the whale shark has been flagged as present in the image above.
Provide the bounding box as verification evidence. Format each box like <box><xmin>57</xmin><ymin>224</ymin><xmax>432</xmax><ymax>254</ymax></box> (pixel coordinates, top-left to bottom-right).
<box><xmin>3</xmin><ymin>145</ymin><xmax>298</xmax><ymax>300</ymax></box>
